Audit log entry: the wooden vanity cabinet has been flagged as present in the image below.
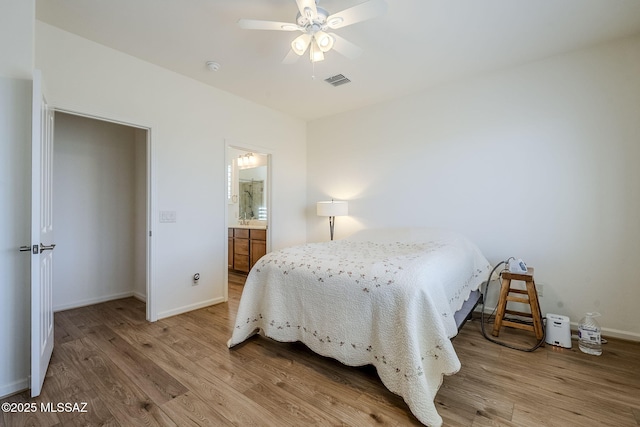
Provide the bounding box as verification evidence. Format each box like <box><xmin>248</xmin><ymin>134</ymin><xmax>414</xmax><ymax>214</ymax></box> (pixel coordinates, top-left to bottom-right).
<box><xmin>229</xmin><ymin>227</ymin><xmax>267</xmax><ymax>273</ymax></box>
<box><xmin>249</xmin><ymin>229</ymin><xmax>267</xmax><ymax>268</ymax></box>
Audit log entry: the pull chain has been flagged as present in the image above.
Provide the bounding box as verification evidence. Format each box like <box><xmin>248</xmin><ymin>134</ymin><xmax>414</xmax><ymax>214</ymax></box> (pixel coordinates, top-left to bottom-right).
<box><xmin>311</xmin><ymin>42</ymin><xmax>316</xmax><ymax>79</ymax></box>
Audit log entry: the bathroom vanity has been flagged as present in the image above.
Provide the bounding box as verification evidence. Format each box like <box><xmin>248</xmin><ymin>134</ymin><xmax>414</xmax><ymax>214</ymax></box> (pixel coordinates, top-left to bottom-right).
<box><xmin>228</xmin><ymin>226</ymin><xmax>267</xmax><ymax>273</ymax></box>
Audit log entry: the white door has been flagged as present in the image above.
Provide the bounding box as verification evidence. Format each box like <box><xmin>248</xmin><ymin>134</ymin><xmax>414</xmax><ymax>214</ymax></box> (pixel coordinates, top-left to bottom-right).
<box><xmin>30</xmin><ymin>70</ymin><xmax>55</xmax><ymax>397</ymax></box>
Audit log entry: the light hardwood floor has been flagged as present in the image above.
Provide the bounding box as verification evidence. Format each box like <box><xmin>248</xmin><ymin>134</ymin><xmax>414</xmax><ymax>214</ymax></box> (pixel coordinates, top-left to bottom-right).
<box><xmin>2</xmin><ymin>272</ymin><xmax>639</xmax><ymax>426</ymax></box>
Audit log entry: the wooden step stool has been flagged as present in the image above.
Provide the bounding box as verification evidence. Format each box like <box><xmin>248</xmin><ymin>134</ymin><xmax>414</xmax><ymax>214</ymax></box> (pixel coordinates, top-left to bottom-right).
<box><xmin>491</xmin><ymin>267</ymin><xmax>544</xmax><ymax>341</ymax></box>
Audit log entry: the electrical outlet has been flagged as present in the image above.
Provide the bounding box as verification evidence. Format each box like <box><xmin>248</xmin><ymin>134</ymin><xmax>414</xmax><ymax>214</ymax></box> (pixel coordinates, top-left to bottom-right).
<box><xmin>537</xmin><ymin>283</ymin><xmax>543</xmax><ymax>297</ymax></box>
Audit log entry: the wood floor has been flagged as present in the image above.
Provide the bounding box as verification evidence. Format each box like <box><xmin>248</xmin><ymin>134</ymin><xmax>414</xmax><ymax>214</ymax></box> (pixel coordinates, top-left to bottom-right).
<box><xmin>2</xmin><ymin>271</ymin><xmax>639</xmax><ymax>426</ymax></box>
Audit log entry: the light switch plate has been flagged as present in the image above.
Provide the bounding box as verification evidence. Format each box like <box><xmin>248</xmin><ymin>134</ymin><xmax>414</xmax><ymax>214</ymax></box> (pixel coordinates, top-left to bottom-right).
<box><xmin>159</xmin><ymin>211</ymin><xmax>177</xmax><ymax>223</ymax></box>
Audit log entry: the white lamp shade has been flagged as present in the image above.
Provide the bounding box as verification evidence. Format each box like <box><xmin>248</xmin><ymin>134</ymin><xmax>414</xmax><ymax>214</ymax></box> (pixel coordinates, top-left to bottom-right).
<box><xmin>317</xmin><ymin>200</ymin><xmax>348</xmax><ymax>217</ymax></box>
<box><xmin>315</xmin><ymin>31</ymin><xmax>334</xmax><ymax>52</ymax></box>
<box><xmin>309</xmin><ymin>40</ymin><xmax>325</xmax><ymax>62</ymax></box>
<box><xmin>291</xmin><ymin>33</ymin><xmax>312</xmax><ymax>55</ymax></box>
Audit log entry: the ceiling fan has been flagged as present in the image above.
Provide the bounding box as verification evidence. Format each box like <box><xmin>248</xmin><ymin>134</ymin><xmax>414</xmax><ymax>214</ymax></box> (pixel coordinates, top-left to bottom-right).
<box><xmin>238</xmin><ymin>0</ymin><xmax>387</xmax><ymax>63</ymax></box>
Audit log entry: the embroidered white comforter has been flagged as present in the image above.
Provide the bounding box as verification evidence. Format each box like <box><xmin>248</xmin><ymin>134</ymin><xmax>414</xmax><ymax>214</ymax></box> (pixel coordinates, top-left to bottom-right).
<box><xmin>228</xmin><ymin>228</ymin><xmax>491</xmax><ymax>426</ymax></box>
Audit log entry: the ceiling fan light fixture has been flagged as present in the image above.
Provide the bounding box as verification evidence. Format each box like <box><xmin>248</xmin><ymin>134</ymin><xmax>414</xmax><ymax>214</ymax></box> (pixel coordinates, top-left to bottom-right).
<box><xmin>238</xmin><ymin>0</ymin><xmax>388</xmax><ymax>65</ymax></box>
<box><xmin>315</xmin><ymin>31</ymin><xmax>334</xmax><ymax>52</ymax></box>
<box><xmin>291</xmin><ymin>33</ymin><xmax>312</xmax><ymax>55</ymax></box>
<box><xmin>310</xmin><ymin>40</ymin><xmax>325</xmax><ymax>62</ymax></box>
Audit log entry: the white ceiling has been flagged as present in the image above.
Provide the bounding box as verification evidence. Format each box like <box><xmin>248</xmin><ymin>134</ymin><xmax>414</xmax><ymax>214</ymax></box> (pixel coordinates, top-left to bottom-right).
<box><xmin>36</xmin><ymin>0</ymin><xmax>640</xmax><ymax>121</ymax></box>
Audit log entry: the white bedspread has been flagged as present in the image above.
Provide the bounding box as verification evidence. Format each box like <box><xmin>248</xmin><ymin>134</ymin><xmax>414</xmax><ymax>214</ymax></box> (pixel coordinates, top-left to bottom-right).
<box><xmin>228</xmin><ymin>228</ymin><xmax>491</xmax><ymax>426</ymax></box>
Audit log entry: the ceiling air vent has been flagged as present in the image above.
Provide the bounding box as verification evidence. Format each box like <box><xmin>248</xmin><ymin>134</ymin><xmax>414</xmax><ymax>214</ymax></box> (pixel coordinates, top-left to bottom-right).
<box><xmin>324</xmin><ymin>74</ymin><xmax>351</xmax><ymax>87</ymax></box>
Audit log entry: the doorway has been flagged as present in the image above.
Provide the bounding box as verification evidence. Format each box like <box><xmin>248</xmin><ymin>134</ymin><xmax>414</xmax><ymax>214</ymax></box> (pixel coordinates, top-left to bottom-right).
<box><xmin>225</xmin><ymin>145</ymin><xmax>271</xmax><ymax>296</ymax></box>
<box><xmin>52</xmin><ymin>111</ymin><xmax>151</xmax><ymax>317</ymax></box>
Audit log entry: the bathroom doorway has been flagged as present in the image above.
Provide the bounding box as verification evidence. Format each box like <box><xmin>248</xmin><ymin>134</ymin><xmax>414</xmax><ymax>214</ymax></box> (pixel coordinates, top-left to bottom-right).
<box><xmin>225</xmin><ymin>144</ymin><xmax>271</xmax><ymax>295</ymax></box>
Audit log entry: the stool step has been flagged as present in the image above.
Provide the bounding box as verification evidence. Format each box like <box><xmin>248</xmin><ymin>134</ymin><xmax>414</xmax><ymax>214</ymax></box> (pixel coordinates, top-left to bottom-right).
<box><xmin>506</xmin><ymin>296</ymin><xmax>530</xmax><ymax>304</ymax></box>
<box><xmin>501</xmin><ymin>320</ymin><xmax>535</xmax><ymax>332</ymax></box>
<box><xmin>504</xmin><ymin>309</ymin><xmax>533</xmax><ymax>318</ymax></box>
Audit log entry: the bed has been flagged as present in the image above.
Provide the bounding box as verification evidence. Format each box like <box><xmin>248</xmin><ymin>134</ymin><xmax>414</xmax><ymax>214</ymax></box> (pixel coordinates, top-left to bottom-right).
<box><xmin>228</xmin><ymin>227</ymin><xmax>491</xmax><ymax>426</ymax></box>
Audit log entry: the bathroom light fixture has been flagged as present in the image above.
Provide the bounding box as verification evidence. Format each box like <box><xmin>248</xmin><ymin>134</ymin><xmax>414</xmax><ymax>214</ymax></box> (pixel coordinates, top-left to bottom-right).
<box><xmin>237</xmin><ymin>152</ymin><xmax>255</xmax><ymax>169</ymax></box>
<box><xmin>317</xmin><ymin>200</ymin><xmax>348</xmax><ymax>240</ymax></box>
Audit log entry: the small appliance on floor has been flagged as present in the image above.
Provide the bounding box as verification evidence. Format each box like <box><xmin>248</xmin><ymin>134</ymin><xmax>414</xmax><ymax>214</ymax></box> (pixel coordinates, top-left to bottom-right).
<box><xmin>545</xmin><ymin>313</ymin><xmax>572</xmax><ymax>348</ymax></box>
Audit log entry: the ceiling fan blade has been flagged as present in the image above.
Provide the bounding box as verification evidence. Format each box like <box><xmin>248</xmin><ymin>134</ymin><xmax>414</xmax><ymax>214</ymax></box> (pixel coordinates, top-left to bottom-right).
<box><xmin>295</xmin><ymin>0</ymin><xmax>318</xmax><ymax>21</ymax></box>
<box><xmin>238</xmin><ymin>19</ymin><xmax>300</xmax><ymax>31</ymax></box>
<box><xmin>329</xmin><ymin>33</ymin><xmax>363</xmax><ymax>59</ymax></box>
<box><xmin>282</xmin><ymin>49</ymin><xmax>301</xmax><ymax>64</ymax></box>
<box><xmin>327</xmin><ymin>0</ymin><xmax>387</xmax><ymax>29</ymax></box>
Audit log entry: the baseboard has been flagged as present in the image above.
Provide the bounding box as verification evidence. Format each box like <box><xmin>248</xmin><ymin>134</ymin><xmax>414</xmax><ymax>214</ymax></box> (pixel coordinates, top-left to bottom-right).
<box><xmin>0</xmin><ymin>377</ymin><xmax>28</xmax><ymax>400</ymax></box>
<box><xmin>132</xmin><ymin>291</ymin><xmax>147</xmax><ymax>302</ymax></box>
<box><xmin>53</xmin><ymin>291</ymin><xmax>135</xmax><ymax>312</ymax></box>
<box><xmin>473</xmin><ymin>306</ymin><xmax>640</xmax><ymax>343</ymax></box>
<box><xmin>157</xmin><ymin>297</ymin><xmax>226</xmax><ymax>320</ymax></box>
<box><xmin>568</xmin><ymin>322</ymin><xmax>640</xmax><ymax>342</ymax></box>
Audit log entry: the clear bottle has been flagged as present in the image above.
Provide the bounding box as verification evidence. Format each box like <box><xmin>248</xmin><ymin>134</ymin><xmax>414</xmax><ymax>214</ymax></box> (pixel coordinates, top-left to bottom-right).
<box><xmin>578</xmin><ymin>312</ymin><xmax>602</xmax><ymax>355</ymax></box>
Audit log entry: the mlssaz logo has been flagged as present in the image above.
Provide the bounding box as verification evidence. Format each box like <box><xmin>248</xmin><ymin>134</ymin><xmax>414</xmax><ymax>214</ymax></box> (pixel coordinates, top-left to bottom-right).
<box><xmin>40</xmin><ymin>402</ymin><xmax>88</xmax><ymax>413</ymax></box>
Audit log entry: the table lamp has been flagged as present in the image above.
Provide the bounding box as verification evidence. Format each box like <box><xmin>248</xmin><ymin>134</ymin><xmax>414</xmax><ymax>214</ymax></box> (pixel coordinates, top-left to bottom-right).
<box><xmin>316</xmin><ymin>200</ymin><xmax>348</xmax><ymax>241</ymax></box>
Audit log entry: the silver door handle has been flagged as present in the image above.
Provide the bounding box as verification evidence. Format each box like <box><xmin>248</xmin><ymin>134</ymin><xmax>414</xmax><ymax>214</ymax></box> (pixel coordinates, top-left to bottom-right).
<box><xmin>19</xmin><ymin>245</ymin><xmax>32</xmax><ymax>252</ymax></box>
<box><xmin>40</xmin><ymin>243</ymin><xmax>56</xmax><ymax>251</ymax></box>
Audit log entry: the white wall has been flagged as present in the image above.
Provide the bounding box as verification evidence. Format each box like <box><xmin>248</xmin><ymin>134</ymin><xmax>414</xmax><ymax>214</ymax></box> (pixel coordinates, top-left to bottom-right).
<box><xmin>53</xmin><ymin>112</ymin><xmax>145</xmax><ymax>310</ymax></box>
<box><xmin>0</xmin><ymin>0</ymin><xmax>33</xmax><ymax>79</ymax></box>
<box><xmin>36</xmin><ymin>21</ymin><xmax>307</xmax><ymax>322</ymax></box>
<box><xmin>0</xmin><ymin>79</ymin><xmax>32</xmax><ymax>397</ymax></box>
<box><xmin>0</xmin><ymin>0</ymin><xmax>34</xmax><ymax>399</ymax></box>
<box><xmin>307</xmin><ymin>35</ymin><xmax>640</xmax><ymax>340</ymax></box>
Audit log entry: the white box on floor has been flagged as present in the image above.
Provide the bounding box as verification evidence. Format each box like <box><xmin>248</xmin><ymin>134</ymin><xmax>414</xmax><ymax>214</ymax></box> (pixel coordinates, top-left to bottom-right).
<box><xmin>545</xmin><ymin>313</ymin><xmax>572</xmax><ymax>348</ymax></box>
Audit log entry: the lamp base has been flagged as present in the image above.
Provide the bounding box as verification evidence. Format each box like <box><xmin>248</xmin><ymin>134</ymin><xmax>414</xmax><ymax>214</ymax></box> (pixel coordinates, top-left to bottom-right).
<box><xmin>328</xmin><ymin>216</ymin><xmax>335</xmax><ymax>241</ymax></box>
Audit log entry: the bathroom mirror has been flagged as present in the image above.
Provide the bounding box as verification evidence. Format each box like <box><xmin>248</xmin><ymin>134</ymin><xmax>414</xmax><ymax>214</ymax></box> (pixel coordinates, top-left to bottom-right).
<box><xmin>227</xmin><ymin>148</ymin><xmax>269</xmax><ymax>226</ymax></box>
<box><xmin>239</xmin><ymin>167</ymin><xmax>266</xmax><ymax>220</ymax></box>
